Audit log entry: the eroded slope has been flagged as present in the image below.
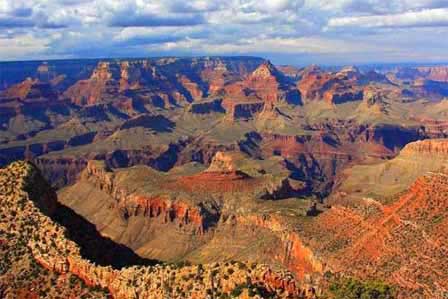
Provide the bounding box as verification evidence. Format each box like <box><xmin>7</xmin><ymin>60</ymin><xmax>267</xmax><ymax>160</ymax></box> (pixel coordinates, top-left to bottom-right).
<box><xmin>0</xmin><ymin>161</ymin><xmax>318</xmax><ymax>299</ymax></box>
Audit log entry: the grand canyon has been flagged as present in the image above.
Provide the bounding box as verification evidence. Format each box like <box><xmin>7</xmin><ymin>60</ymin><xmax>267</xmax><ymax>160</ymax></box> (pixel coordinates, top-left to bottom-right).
<box><xmin>1</xmin><ymin>56</ymin><xmax>448</xmax><ymax>299</ymax></box>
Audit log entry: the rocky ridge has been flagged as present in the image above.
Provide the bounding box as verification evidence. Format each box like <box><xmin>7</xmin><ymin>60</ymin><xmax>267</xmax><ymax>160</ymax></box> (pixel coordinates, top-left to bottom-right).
<box><xmin>308</xmin><ymin>139</ymin><xmax>448</xmax><ymax>298</ymax></box>
<box><xmin>83</xmin><ymin>160</ymin><xmax>218</xmax><ymax>234</ymax></box>
<box><xmin>400</xmin><ymin>138</ymin><xmax>448</xmax><ymax>156</ymax></box>
<box><xmin>0</xmin><ymin>161</ymin><xmax>316</xmax><ymax>299</ymax></box>
<box><xmin>310</xmin><ymin>170</ymin><xmax>448</xmax><ymax>298</ymax></box>
<box><xmin>223</xmin><ymin>61</ymin><xmax>301</xmax><ymax>115</ymax></box>
<box><xmin>3</xmin><ymin>58</ymin><xmax>448</xmax><ymax>198</ymax></box>
<box><xmin>59</xmin><ymin>153</ymin><xmax>326</xmax><ymax>284</ymax></box>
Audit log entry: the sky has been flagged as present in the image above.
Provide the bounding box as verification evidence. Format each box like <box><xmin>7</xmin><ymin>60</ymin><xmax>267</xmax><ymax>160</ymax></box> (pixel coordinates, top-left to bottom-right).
<box><xmin>1</xmin><ymin>0</ymin><xmax>448</xmax><ymax>65</ymax></box>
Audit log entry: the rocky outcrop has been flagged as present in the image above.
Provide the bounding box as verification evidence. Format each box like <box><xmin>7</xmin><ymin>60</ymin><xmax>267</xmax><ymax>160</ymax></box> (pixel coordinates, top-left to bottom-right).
<box><xmin>32</xmin><ymin>136</ymin><xmax>193</xmax><ymax>187</ymax></box>
<box><xmin>0</xmin><ymin>131</ymin><xmax>98</xmax><ymax>168</ymax></box>
<box><xmin>224</xmin><ymin>100</ymin><xmax>265</xmax><ymax>120</ymax></box>
<box><xmin>64</xmin><ymin>62</ymin><xmax>121</xmax><ymax>106</ymax></box>
<box><xmin>4</xmin><ymin>58</ymin><xmax>448</xmax><ymax>196</ymax></box>
<box><xmin>206</xmin><ymin>151</ymin><xmax>238</xmax><ymax>173</ymax></box>
<box><xmin>1</xmin><ymin>78</ymin><xmax>57</xmax><ymax>100</ymax></box>
<box><xmin>174</xmin><ymin>171</ymin><xmax>259</xmax><ymax>194</ymax></box>
<box><xmin>119</xmin><ymin>114</ymin><xmax>175</xmax><ymax>132</ymax></box>
<box><xmin>276</xmin><ymin>65</ymin><xmax>303</xmax><ymax>81</ymax></box>
<box><xmin>178</xmin><ymin>75</ymin><xmax>203</xmax><ymax>100</ymax></box>
<box><xmin>313</xmin><ymin>137</ymin><xmax>448</xmax><ymax>297</ymax></box>
<box><xmin>244</xmin><ymin>62</ymin><xmax>301</xmax><ymax>105</ymax></box>
<box><xmin>297</xmin><ymin>66</ymin><xmax>390</xmax><ymax>104</ymax></box>
<box><xmin>84</xmin><ymin>161</ymin><xmax>219</xmax><ymax>233</ymax></box>
<box><xmin>236</xmin><ymin>214</ymin><xmax>324</xmax><ymax>280</ymax></box>
<box><xmin>224</xmin><ymin>61</ymin><xmax>301</xmax><ymax>108</ymax></box>
<box><xmin>119</xmin><ymin>60</ymin><xmax>149</xmax><ymax>91</ymax></box>
<box><xmin>315</xmin><ymin>169</ymin><xmax>448</xmax><ymax>298</ymax></box>
<box><xmin>195</xmin><ymin>57</ymin><xmax>264</xmax><ymax>95</ymax></box>
<box><xmin>60</xmin><ymin>153</ymin><xmax>314</xmax><ymax>268</ymax></box>
<box><xmin>188</xmin><ymin>98</ymin><xmax>225</xmax><ymax>114</ymax></box>
<box><xmin>168</xmin><ymin>152</ymin><xmax>295</xmax><ymax>198</ymax></box>
<box><xmin>1</xmin><ymin>161</ymin><xmax>311</xmax><ymax>299</ymax></box>
<box><xmin>329</xmin><ymin>137</ymin><xmax>448</xmax><ymax>210</ymax></box>
<box><xmin>388</xmin><ymin>66</ymin><xmax>448</xmax><ymax>98</ymax></box>
<box><xmin>254</xmin><ymin>122</ymin><xmax>442</xmax><ymax>196</ymax></box>
<box><xmin>323</xmin><ymin>88</ymin><xmax>363</xmax><ymax>104</ymax></box>
<box><xmin>413</xmin><ymin>119</ymin><xmax>448</xmax><ymax>138</ymax></box>
<box><xmin>0</xmin><ymin>77</ymin><xmax>68</xmax><ymax>139</ymax></box>
<box><xmin>1</xmin><ymin>78</ymin><xmax>58</xmax><ymax>101</ymax></box>
<box><xmin>400</xmin><ymin>138</ymin><xmax>448</xmax><ymax>157</ymax></box>
<box><xmin>35</xmin><ymin>255</ymin><xmax>313</xmax><ymax>299</ymax></box>
<box><xmin>297</xmin><ymin>66</ymin><xmax>327</xmax><ymax>101</ymax></box>
<box><xmin>416</xmin><ymin>66</ymin><xmax>448</xmax><ymax>82</ymax></box>
<box><xmin>411</xmin><ymin>78</ymin><xmax>448</xmax><ymax>98</ymax></box>
<box><xmin>64</xmin><ymin>60</ymin><xmax>188</xmax><ymax>108</ymax></box>
<box><xmin>34</xmin><ymin>156</ymin><xmax>89</xmax><ymax>187</ymax></box>
<box><xmin>357</xmin><ymin>85</ymin><xmax>389</xmax><ymax>114</ymax></box>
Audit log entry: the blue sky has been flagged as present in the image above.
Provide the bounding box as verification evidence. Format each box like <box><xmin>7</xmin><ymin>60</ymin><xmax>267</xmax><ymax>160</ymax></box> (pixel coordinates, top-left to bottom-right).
<box><xmin>1</xmin><ymin>0</ymin><xmax>448</xmax><ymax>65</ymax></box>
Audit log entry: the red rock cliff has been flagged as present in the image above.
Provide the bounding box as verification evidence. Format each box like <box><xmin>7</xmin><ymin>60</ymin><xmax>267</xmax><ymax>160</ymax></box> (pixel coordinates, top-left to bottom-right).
<box><xmin>236</xmin><ymin>214</ymin><xmax>324</xmax><ymax>280</ymax></box>
<box><xmin>84</xmin><ymin>161</ymin><xmax>214</xmax><ymax>234</ymax></box>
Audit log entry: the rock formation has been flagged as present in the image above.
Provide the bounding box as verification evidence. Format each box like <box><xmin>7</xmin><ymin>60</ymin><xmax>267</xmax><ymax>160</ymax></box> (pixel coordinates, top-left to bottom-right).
<box><xmin>298</xmin><ymin>66</ymin><xmax>367</xmax><ymax>104</ymax></box>
<box><xmin>416</xmin><ymin>66</ymin><xmax>448</xmax><ymax>82</ymax></box>
<box><xmin>188</xmin><ymin>98</ymin><xmax>225</xmax><ymax>114</ymax></box>
<box><xmin>4</xmin><ymin>57</ymin><xmax>448</xmax><ymax>299</ymax></box>
<box><xmin>224</xmin><ymin>61</ymin><xmax>301</xmax><ymax>110</ymax></box>
<box><xmin>309</xmin><ymin>170</ymin><xmax>448</xmax><ymax>298</ymax></box>
<box><xmin>1</xmin><ymin>161</ymin><xmax>315</xmax><ymax>299</ymax></box>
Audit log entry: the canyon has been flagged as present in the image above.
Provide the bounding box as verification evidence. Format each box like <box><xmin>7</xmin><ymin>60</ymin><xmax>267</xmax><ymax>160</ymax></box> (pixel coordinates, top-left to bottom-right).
<box><xmin>58</xmin><ymin>140</ymin><xmax>448</xmax><ymax>298</ymax></box>
<box><xmin>0</xmin><ymin>161</ymin><xmax>316</xmax><ymax>299</ymax></box>
<box><xmin>2</xmin><ymin>57</ymin><xmax>448</xmax><ymax>298</ymax></box>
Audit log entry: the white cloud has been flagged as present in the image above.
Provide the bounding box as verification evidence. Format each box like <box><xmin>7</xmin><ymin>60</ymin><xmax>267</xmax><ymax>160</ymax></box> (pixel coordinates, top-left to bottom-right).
<box><xmin>0</xmin><ymin>0</ymin><xmax>448</xmax><ymax>63</ymax></box>
<box><xmin>327</xmin><ymin>8</ymin><xmax>448</xmax><ymax>28</ymax></box>
<box><xmin>149</xmin><ymin>35</ymin><xmax>398</xmax><ymax>56</ymax></box>
<box><xmin>0</xmin><ymin>34</ymin><xmax>50</xmax><ymax>60</ymax></box>
<box><xmin>243</xmin><ymin>0</ymin><xmax>304</xmax><ymax>13</ymax></box>
<box><xmin>307</xmin><ymin>0</ymin><xmax>448</xmax><ymax>13</ymax></box>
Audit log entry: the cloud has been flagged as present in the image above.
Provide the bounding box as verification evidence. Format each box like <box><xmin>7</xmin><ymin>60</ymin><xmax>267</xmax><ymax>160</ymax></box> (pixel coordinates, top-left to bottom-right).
<box><xmin>305</xmin><ymin>0</ymin><xmax>448</xmax><ymax>15</ymax></box>
<box><xmin>0</xmin><ymin>17</ymin><xmax>33</xmax><ymax>28</ymax></box>
<box><xmin>11</xmin><ymin>7</ymin><xmax>33</xmax><ymax>17</ymax></box>
<box><xmin>0</xmin><ymin>33</ymin><xmax>50</xmax><ymax>60</ymax></box>
<box><xmin>1</xmin><ymin>0</ymin><xmax>448</xmax><ymax>64</ymax></box>
<box><xmin>113</xmin><ymin>27</ymin><xmax>190</xmax><ymax>46</ymax></box>
<box><xmin>98</xmin><ymin>0</ymin><xmax>208</xmax><ymax>27</ymax></box>
<box><xmin>151</xmin><ymin>35</ymin><xmax>399</xmax><ymax>57</ymax></box>
<box><xmin>109</xmin><ymin>13</ymin><xmax>206</xmax><ymax>27</ymax></box>
<box><xmin>0</xmin><ymin>0</ymin><xmax>73</xmax><ymax>29</ymax></box>
<box><xmin>240</xmin><ymin>0</ymin><xmax>304</xmax><ymax>13</ymax></box>
<box><xmin>327</xmin><ymin>8</ymin><xmax>448</xmax><ymax>28</ymax></box>
<box><xmin>0</xmin><ymin>17</ymin><xmax>69</xmax><ymax>29</ymax></box>
<box><xmin>166</xmin><ymin>0</ymin><xmax>224</xmax><ymax>13</ymax></box>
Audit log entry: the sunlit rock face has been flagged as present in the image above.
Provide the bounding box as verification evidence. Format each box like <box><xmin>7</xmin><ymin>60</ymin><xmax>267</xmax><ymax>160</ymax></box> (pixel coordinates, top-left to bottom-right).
<box><xmin>3</xmin><ymin>57</ymin><xmax>448</xmax><ymax>298</ymax></box>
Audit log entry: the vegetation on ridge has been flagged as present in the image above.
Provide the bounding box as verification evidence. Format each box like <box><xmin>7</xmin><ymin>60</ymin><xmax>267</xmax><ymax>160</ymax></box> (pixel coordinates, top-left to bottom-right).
<box><xmin>0</xmin><ymin>161</ymin><xmax>313</xmax><ymax>298</ymax></box>
<box><xmin>326</xmin><ymin>277</ymin><xmax>395</xmax><ymax>299</ymax></box>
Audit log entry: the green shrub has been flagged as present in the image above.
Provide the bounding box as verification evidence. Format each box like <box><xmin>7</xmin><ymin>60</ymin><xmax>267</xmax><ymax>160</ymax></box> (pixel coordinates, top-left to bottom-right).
<box><xmin>219</xmin><ymin>293</ymin><xmax>230</xmax><ymax>299</ymax></box>
<box><xmin>329</xmin><ymin>277</ymin><xmax>395</xmax><ymax>299</ymax></box>
<box><xmin>230</xmin><ymin>284</ymin><xmax>245</xmax><ymax>297</ymax></box>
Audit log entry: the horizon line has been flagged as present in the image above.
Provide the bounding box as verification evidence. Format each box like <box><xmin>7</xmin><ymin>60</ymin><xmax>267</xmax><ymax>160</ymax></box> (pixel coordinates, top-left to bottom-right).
<box><xmin>0</xmin><ymin>55</ymin><xmax>448</xmax><ymax>68</ymax></box>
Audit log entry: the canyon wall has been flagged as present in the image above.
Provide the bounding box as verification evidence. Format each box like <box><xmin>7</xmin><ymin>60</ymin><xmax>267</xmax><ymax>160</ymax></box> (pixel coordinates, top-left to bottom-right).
<box><xmin>1</xmin><ymin>161</ymin><xmax>315</xmax><ymax>299</ymax></box>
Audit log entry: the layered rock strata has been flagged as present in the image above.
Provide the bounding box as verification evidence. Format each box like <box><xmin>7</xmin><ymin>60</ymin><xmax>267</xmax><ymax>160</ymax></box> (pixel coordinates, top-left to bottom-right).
<box><xmin>0</xmin><ymin>161</ymin><xmax>315</xmax><ymax>299</ymax></box>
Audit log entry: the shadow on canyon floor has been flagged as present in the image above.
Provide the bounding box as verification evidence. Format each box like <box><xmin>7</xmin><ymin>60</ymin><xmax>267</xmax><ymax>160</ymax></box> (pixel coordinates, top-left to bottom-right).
<box><xmin>52</xmin><ymin>203</ymin><xmax>160</xmax><ymax>269</ymax></box>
